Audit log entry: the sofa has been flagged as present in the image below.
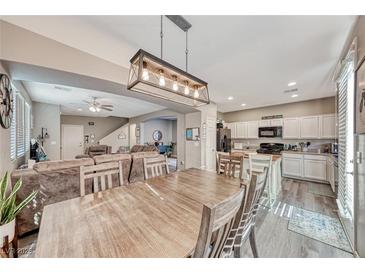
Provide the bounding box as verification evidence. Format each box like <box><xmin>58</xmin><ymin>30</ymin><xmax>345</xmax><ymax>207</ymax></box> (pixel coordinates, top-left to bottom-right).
<box><xmin>129</xmin><ymin>144</ymin><xmax>159</xmax><ymax>153</ymax></box>
<box><xmin>76</xmin><ymin>144</ymin><xmax>112</xmax><ymax>159</ymax></box>
<box><xmin>11</xmin><ymin>158</ymin><xmax>95</xmax><ymax>236</ymax></box>
<box><xmin>129</xmin><ymin>151</ymin><xmax>159</xmax><ymax>183</ymax></box>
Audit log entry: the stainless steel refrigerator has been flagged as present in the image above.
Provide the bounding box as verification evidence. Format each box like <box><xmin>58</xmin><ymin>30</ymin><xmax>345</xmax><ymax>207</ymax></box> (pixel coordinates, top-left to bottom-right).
<box><xmin>355</xmin><ymin>134</ymin><xmax>365</xmax><ymax>257</ymax></box>
<box><xmin>354</xmin><ymin>56</ymin><xmax>365</xmax><ymax>257</ymax></box>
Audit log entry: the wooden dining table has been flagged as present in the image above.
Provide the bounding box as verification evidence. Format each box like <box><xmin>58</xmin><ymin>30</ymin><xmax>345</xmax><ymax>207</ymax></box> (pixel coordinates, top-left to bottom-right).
<box><xmin>35</xmin><ymin>168</ymin><xmax>242</xmax><ymax>258</ymax></box>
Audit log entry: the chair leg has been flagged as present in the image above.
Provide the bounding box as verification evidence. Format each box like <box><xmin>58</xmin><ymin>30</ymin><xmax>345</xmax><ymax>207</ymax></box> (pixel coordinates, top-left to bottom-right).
<box><xmin>233</xmin><ymin>244</ymin><xmax>241</xmax><ymax>258</ymax></box>
<box><xmin>249</xmin><ymin>228</ymin><xmax>259</xmax><ymax>258</ymax></box>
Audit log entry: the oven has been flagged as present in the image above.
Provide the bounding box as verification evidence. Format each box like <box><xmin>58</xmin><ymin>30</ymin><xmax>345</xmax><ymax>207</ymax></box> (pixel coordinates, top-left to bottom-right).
<box><xmin>258</xmin><ymin>127</ymin><xmax>282</xmax><ymax>138</ymax></box>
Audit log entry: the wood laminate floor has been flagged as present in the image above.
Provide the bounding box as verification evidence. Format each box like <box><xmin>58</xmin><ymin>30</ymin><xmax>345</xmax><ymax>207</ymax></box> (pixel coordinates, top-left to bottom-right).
<box><xmin>241</xmin><ymin>178</ymin><xmax>353</xmax><ymax>258</ymax></box>
<box><xmin>18</xmin><ymin>177</ymin><xmax>353</xmax><ymax>258</ymax></box>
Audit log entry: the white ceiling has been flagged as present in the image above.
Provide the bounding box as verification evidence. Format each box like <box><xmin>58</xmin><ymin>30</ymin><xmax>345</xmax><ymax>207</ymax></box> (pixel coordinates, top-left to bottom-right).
<box><xmin>4</xmin><ymin>16</ymin><xmax>357</xmax><ymax>112</ymax></box>
<box><xmin>22</xmin><ymin>81</ymin><xmax>165</xmax><ymax>117</ymax></box>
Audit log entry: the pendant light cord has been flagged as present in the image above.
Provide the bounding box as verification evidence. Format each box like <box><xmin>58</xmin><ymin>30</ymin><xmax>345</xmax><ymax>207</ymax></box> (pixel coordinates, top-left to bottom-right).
<box><xmin>160</xmin><ymin>15</ymin><xmax>163</xmax><ymax>60</ymax></box>
<box><xmin>185</xmin><ymin>30</ymin><xmax>189</xmax><ymax>72</ymax></box>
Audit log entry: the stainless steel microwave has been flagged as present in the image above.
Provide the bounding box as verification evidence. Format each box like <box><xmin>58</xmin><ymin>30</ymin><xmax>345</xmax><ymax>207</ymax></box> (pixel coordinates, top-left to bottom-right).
<box><xmin>258</xmin><ymin>126</ymin><xmax>283</xmax><ymax>138</ymax></box>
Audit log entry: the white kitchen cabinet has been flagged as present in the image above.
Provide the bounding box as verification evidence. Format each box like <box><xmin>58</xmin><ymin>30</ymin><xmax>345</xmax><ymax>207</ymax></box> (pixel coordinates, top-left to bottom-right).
<box><xmin>282</xmin><ymin>153</ymin><xmax>303</xmax><ymax>178</ymax></box>
<box><xmin>283</xmin><ymin>118</ymin><xmax>300</xmax><ymax>139</ymax></box>
<box><xmin>303</xmin><ymin>155</ymin><xmax>327</xmax><ymax>181</ymax></box>
<box><xmin>247</xmin><ymin>121</ymin><xmax>259</xmax><ymax>139</ymax></box>
<box><xmin>259</xmin><ymin>119</ymin><xmax>283</xmax><ymax>127</ymax></box>
<box><xmin>258</xmin><ymin>120</ymin><xmax>270</xmax><ymax>127</ymax></box>
<box><xmin>271</xmin><ymin>119</ymin><xmax>283</xmax><ymax>127</ymax></box>
<box><xmin>226</xmin><ymin>123</ymin><xmax>237</xmax><ymax>138</ymax></box>
<box><xmin>236</xmin><ymin>122</ymin><xmax>247</xmax><ymax>138</ymax></box>
<box><xmin>300</xmin><ymin>116</ymin><xmax>320</xmax><ymax>139</ymax></box>
<box><xmin>327</xmin><ymin>157</ymin><xmax>336</xmax><ymax>192</ymax></box>
<box><xmin>321</xmin><ymin>114</ymin><xmax>336</xmax><ymax>139</ymax></box>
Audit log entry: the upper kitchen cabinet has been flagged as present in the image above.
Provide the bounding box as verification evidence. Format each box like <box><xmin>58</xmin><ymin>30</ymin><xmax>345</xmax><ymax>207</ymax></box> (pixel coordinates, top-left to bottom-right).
<box><xmin>226</xmin><ymin>122</ymin><xmax>237</xmax><ymax>138</ymax></box>
<box><xmin>236</xmin><ymin>122</ymin><xmax>248</xmax><ymax>138</ymax></box>
<box><xmin>247</xmin><ymin>121</ymin><xmax>259</xmax><ymax>139</ymax></box>
<box><xmin>283</xmin><ymin>118</ymin><xmax>300</xmax><ymax>139</ymax></box>
<box><xmin>258</xmin><ymin>120</ymin><xmax>270</xmax><ymax>127</ymax></box>
<box><xmin>270</xmin><ymin>119</ymin><xmax>284</xmax><ymax>127</ymax></box>
<box><xmin>258</xmin><ymin>119</ymin><xmax>283</xmax><ymax>127</ymax></box>
<box><xmin>320</xmin><ymin>114</ymin><xmax>336</xmax><ymax>139</ymax></box>
<box><xmin>300</xmin><ymin>116</ymin><xmax>320</xmax><ymax>139</ymax></box>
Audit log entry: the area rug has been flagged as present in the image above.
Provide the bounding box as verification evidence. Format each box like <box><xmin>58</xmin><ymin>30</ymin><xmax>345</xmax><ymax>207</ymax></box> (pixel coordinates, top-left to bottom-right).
<box><xmin>308</xmin><ymin>183</ymin><xmax>336</xmax><ymax>198</ymax></box>
<box><xmin>288</xmin><ymin>207</ymin><xmax>352</xmax><ymax>253</ymax></box>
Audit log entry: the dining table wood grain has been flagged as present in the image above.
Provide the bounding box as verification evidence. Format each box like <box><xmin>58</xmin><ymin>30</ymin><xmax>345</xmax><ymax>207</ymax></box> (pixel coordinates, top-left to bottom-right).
<box><xmin>35</xmin><ymin>168</ymin><xmax>242</xmax><ymax>258</ymax></box>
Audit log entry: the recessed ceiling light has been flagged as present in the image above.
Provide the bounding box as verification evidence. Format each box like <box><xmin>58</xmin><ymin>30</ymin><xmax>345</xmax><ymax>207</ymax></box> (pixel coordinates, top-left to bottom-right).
<box><xmin>228</xmin><ymin>96</ymin><xmax>234</xmax><ymax>100</ymax></box>
<box><xmin>291</xmin><ymin>94</ymin><xmax>298</xmax><ymax>98</ymax></box>
<box><xmin>241</xmin><ymin>103</ymin><xmax>246</xmax><ymax>106</ymax></box>
<box><xmin>288</xmin><ymin>82</ymin><xmax>297</xmax><ymax>87</ymax></box>
<box><xmin>77</xmin><ymin>108</ymin><xmax>83</xmax><ymax>111</ymax></box>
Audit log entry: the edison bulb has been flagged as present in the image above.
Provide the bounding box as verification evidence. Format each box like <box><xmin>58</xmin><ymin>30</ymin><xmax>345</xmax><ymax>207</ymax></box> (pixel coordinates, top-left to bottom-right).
<box><xmin>173</xmin><ymin>81</ymin><xmax>178</xmax><ymax>91</ymax></box>
<box><xmin>142</xmin><ymin>68</ymin><xmax>149</xmax><ymax>81</ymax></box>
<box><xmin>159</xmin><ymin>71</ymin><xmax>165</xmax><ymax>86</ymax></box>
<box><xmin>184</xmin><ymin>85</ymin><xmax>190</xmax><ymax>95</ymax></box>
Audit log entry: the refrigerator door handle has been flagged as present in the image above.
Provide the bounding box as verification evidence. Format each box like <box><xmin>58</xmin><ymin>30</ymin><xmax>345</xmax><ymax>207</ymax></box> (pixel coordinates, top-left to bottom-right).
<box><xmin>356</xmin><ymin>151</ymin><xmax>363</xmax><ymax>164</ymax></box>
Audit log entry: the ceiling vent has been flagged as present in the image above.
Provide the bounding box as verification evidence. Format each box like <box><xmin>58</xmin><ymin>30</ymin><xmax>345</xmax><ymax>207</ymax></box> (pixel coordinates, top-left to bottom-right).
<box><xmin>54</xmin><ymin>85</ymin><xmax>72</xmax><ymax>92</ymax></box>
<box><xmin>283</xmin><ymin>88</ymin><xmax>298</xmax><ymax>94</ymax></box>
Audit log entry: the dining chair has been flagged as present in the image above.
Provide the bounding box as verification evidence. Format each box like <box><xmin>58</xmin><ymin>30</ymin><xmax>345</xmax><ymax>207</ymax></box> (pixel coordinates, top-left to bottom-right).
<box><xmin>143</xmin><ymin>155</ymin><xmax>169</xmax><ymax>180</ymax></box>
<box><xmin>193</xmin><ymin>187</ymin><xmax>245</xmax><ymax>258</ymax></box>
<box><xmin>217</xmin><ymin>153</ymin><xmax>244</xmax><ymax>179</ymax></box>
<box><xmin>79</xmin><ymin>161</ymin><xmax>124</xmax><ymax>196</ymax></box>
<box><xmin>223</xmin><ymin>167</ymin><xmax>269</xmax><ymax>258</ymax></box>
<box><xmin>248</xmin><ymin>154</ymin><xmax>272</xmax><ymax>176</ymax></box>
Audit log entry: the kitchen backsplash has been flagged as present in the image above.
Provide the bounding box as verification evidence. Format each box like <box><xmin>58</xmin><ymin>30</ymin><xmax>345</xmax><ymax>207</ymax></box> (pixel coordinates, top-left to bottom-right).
<box><xmin>232</xmin><ymin>138</ymin><xmax>335</xmax><ymax>150</ymax></box>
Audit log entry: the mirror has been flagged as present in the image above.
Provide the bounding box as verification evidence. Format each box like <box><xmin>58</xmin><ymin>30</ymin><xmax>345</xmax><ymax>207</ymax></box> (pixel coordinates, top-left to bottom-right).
<box><xmin>153</xmin><ymin>130</ymin><xmax>163</xmax><ymax>141</ymax></box>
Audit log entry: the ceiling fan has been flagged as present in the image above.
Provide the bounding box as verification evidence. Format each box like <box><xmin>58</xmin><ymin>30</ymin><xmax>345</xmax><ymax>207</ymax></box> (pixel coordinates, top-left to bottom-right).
<box><xmin>83</xmin><ymin>97</ymin><xmax>113</xmax><ymax>112</ymax></box>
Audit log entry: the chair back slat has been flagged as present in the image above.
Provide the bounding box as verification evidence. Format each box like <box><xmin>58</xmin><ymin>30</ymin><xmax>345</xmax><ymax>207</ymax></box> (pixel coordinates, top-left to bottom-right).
<box><xmin>223</xmin><ymin>167</ymin><xmax>270</xmax><ymax>257</ymax></box>
<box><xmin>143</xmin><ymin>155</ymin><xmax>169</xmax><ymax>180</ymax></box>
<box><xmin>193</xmin><ymin>188</ymin><xmax>245</xmax><ymax>258</ymax></box>
<box><xmin>80</xmin><ymin>161</ymin><xmax>125</xmax><ymax>196</ymax></box>
<box><xmin>217</xmin><ymin>153</ymin><xmax>244</xmax><ymax>179</ymax></box>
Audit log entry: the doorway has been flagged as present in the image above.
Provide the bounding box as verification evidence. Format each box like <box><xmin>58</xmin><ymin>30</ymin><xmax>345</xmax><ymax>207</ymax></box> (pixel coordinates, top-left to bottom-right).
<box><xmin>61</xmin><ymin>124</ymin><xmax>84</xmax><ymax>160</ymax></box>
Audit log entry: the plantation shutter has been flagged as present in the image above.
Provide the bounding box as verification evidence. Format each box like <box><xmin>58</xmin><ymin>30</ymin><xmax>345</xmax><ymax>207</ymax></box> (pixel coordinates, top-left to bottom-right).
<box><xmin>10</xmin><ymin>93</ymin><xmax>17</xmax><ymax>160</ymax></box>
<box><xmin>25</xmin><ymin>102</ymin><xmax>31</xmax><ymax>152</ymax></box>
<box><xmin>16</xmin><ymin>94</ymin><xmax>25</xmax><ymax>157</ymax></box>
<box><xmin>337</xmin><ymin>55</ymin><xmax>355</xmax><ymax>218</ymax></box>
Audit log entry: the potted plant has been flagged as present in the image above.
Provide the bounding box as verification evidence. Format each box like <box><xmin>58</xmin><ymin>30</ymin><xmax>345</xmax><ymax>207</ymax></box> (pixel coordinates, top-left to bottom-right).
<box><xmin>0</xmin><ymin>172</ymin><xmax>37</xmax><ymax>248</ymax></box>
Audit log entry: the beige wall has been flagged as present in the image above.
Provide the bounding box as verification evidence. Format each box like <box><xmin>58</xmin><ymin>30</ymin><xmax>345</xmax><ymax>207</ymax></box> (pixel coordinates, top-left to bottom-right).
<box><xmin>32</xmin><ymin>102</ymin><xmax>60</xmax><ymax>161</ymax></box>
<box><xmin>99</xmin><ymin>123</ymin><xmax>129</xmax><ymax>153</ymax></box>
<box><xmin>185</xmin><ymin>112</ymin><xmax>201</xmax><ymax>169</ymax></box>
<box><xmin>222</xmin><ymin>97</ymin><xmax>335</xmax><ymax>123</ymax></box>
<box><xmin>141</xmin><ymin>119</ymin><xmax>174</xmax><ymax>145</ymax></box>
<box><xmin>130</xmin><ymin>109</ymin><xmax>186</xmax><ymax>170</ymax></box>
<box><xmin>60</xmin><ymin>115</ymin><xmax>128</xmax><ymax>147</ymax></box>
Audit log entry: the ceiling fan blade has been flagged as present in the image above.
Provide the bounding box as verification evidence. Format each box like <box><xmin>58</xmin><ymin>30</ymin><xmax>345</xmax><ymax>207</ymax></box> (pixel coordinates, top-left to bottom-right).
<box><xmin>101</xmin><ymin>104</ymin><xmax>113</xmax><ymax>107</ymax></box>
<box><xmin>101</xmin><ymin>107</ymin><xmax>113</xmax><ymax>111</ymax></box>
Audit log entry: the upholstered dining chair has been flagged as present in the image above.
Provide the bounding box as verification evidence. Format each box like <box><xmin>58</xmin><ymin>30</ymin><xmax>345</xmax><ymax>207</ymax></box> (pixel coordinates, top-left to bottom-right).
<box><xmin>223</xmin><ymin>167</ymin><xmax>269</xmax><ymax>258</ymax></box>
<box><xmin>193</xmin><ymin>187</ymin><xmax>245</xmax><ymax>258</ymax></box>
<box><xmin>143</xmin><ymin>155</ymin><xmax>169</xmax><ymax>180</ymax></box>
<box><xmin>79</xmin><ymin>161</ymin><xmax>124</xmax><ymax>196</ymax></box>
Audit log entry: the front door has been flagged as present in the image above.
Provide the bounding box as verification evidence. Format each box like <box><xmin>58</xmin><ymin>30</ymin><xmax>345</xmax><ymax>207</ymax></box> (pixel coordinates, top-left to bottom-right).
<box><xmin>61</xmin><ymin>124</ymin><xmax>84</xmax><ymax>160</ymax></box>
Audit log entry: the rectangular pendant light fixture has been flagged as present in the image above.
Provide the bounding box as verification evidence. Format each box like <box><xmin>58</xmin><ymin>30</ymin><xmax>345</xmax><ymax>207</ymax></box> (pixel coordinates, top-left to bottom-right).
<box><xmin>127</xmin><ymin>49</ymin><xmax>210</xmax><ymax>107</ymax></box>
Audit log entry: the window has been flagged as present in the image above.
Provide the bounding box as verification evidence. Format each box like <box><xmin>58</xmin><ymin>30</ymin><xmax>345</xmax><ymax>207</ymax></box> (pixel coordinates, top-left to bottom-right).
<box><xmin>16</xmin><ymin>94</ymin><xmax>25</xmax><ymax>157</ymax></box>
<box><xmin>337</xmin><ymin>42</ymin><xmax>355</xmax><ymax>218</ymax></box>
<box><xmin>10</xmin><ymin>90</ymin><xmax>31</xmax><ymax>161</ymax></box>
<box><xmin>25</xmin><ymin>102</ymin><xmax>31</xmax><ymax>152</ymax></box>
<box><xmin>10</xmin><ymin>92</ymin><xmax>17</xmax><ymax>160</ymax></box>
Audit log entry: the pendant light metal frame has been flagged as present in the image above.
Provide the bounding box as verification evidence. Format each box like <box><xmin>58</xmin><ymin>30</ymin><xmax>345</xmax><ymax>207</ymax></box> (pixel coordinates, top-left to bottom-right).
<box><xmin>127</xmin><ymin>16</ymin><xmax>210</xmax><ymax>107</ymax></box>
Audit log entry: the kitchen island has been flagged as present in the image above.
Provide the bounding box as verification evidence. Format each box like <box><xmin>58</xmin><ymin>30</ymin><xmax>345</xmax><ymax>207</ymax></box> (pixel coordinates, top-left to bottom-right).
<box><xmin>230</xmin><ymin>151</ymin><xmax>282</xmax><ymax>207</ymax></box>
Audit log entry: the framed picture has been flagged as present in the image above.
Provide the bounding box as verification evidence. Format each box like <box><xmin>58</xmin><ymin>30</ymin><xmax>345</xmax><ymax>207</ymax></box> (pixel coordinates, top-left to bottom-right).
<box><xmin>356</xmin><ymin>56</ymin><xmax>365</xmax><ymax>134</ymax></box>
<box><xmin>135</xmin><ymin>127</ymin><xmax>140</xmax><ymax>137</ymax></box>
<box><xmin>186</xmin><ymin>127</ymin><xmax>200</xmax><ymax>141</ymax></box>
